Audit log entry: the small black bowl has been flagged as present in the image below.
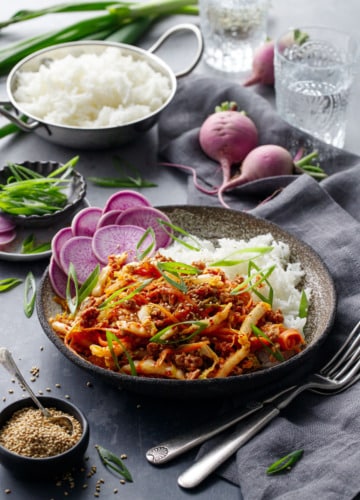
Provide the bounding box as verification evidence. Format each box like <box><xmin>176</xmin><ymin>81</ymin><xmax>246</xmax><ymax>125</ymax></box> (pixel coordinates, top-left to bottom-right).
<box><xmin>0</xmin><ymin>160</ymin><xmax>86</xmax><ymax>228</ymax></box>
<box><xmin>0</xmin><ymin>396</ymin><xmax>89</xmax><ymax>479</ymax></box>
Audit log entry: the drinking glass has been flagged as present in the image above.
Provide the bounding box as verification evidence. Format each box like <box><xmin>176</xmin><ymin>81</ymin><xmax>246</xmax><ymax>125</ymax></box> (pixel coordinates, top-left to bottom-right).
<box><xmin>274</xmin><ymin>27</ymin><xmax>358</xmax><ymax>148</ymax></box>
<box><xmin>199</xmin><ymin>0</ymin><xmax>269</xmax><ymax>73</ymax></box>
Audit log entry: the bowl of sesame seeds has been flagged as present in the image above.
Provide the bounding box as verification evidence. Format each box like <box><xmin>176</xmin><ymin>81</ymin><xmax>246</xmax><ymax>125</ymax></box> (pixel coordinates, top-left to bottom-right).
<box><xmin>0</xmin><ymin>396</ymin><xmax>89</xmax><ymax>478</ymax></box>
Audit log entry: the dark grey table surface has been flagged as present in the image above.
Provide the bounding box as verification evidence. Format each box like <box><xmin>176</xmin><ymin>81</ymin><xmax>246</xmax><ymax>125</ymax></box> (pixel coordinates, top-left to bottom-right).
<box><xmin>1</xmin><ymin>2</ymin><xmax>360</xmax><ymax>499</ymax></box>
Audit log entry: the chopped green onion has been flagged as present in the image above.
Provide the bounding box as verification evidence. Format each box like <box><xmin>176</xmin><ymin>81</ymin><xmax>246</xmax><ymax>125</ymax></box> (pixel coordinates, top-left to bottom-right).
<box><xmin>0</xmin><ymin>277</ymin><xmax>22</xmax><ymax>292</ymax></box>
<box><xmin>299</xmin><ymin>290</ymin><xmax>308</xmax><ymax>319</ymax></box>
<box><xmin>21</xmin><ymin>234</ymin><xmax>51</xmax><ymax>254</ymax></box>
<box><xmin>150</xmin><ymin>320</ymin><xmax>207</xmax><ymax>344</ymax></box>
<box><xmin>106</xmin><ymin>330</ymin><xmax>137</xmax><ymax>376</ymax></box>
<box><xmin>266</xmin><ymin>449</ymin><xmax>304</xmax><ymax>475</ymax></box>
<box><xmin>156</xmin><ymin>261</ymin><xmax>200</xmax><ymax>293</ymax></box>
<box><xmin>251</xmin><ymin>324</ymin><xmax>284</xmax><ymax>362</ymax></box>
<box><xmin>0</xmin><ymin>156</ymin><xmax>79</xmax><ymax>216</ymax></box>
<box><xmin>211</xmin><ymin>246</ymin><xmax>273</xmax><ymax>267</ymax></box>
<box><xmin>66</xmin><ymin>264</ymin><xmax>100</xmax><ymax>315</ymax></box>
<box><xmin>99</xmin><ymin>278</ymin><xmax>153</xmax><ymax>310</ymax></box>
<box><xmin>136</xmin><ymin>227</ymin><xmax>156</xmax><ymax>261</ymax></box>
<box><xmin>23</xmin><ymin>271</ymin><xmax>36</xmax><ymax>318</ymax></box>
<box><xmin>95</xmin><ymin>444</ymin><xmax>133</xmax><ymax>482</ymax></box>
<box><xmin>66</xmin><ymin>263</ymin><xmax>79</xmax><ymax>315</ymax></box>
<box><xmin>231</xmin><ymin>263</ymin><xmax>276</xmax><ymax>306</ymax></box>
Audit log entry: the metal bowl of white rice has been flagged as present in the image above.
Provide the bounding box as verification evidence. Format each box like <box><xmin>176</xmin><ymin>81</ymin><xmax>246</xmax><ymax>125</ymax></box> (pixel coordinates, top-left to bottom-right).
<box><xmin>0</xmin><ymin>24</ymin><xmax>202</xmax><ymax>149</ymax></box>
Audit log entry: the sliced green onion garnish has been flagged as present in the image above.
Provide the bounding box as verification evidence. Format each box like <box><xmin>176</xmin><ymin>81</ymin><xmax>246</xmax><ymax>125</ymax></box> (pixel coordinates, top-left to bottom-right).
<box><xmin>266</xmin><ymin>449</ymin><xmax>304</xmax><ymax>475</ymax></box>
<box><xmin>211</xmin><ymin>246</ymin><xmax>273</xmax><ymax>267</ymax></box>
<box><xmin>23</xmin><ymin>271</ymin><xmax>36</xmax><ymax>318</ymax></box>
<box><xmin>99</xmin><ymin>278</ymin><xmax>153</xmax><ymax>310</ymax></box>
<box><xmin>156</xmin><ymin>261</ymin><xmax>199</xmax><ymax>293</ymax></box>
<box><xmin>150</xmin><ymin>320</ymin><xmax>207</xmax><ymax>344</ymax></box>
<box><xmin>95</xmin><ymin>444</ymin><xmax>133</xmax><ymax>482</ymax></box>
<box><xmin>136</xmin><ymin>227</ymin><xmax>155</xmax><ymax>261</ymax></box>
<box><xmin>21</xmin><ymin>234</ymin><xmax>51</xmax><ymax>254</ymax></box>
<box><xmin>66</xmin><ymin>263</ymin><xmax>79</xmax><ymax>315</ymax></box>
<box><xmin>0</xmin><ymin>277</ymin><xmax>22</xmax><ymax>292</ymax></box>
<box><xmin>251</xmin><ymin>324</ymin><xmax>284</xmax><ymax>362</ymax></box>
<box><xmin>106</xmin><ymin>331</ymin><xmax>137</xmax><ymax>376</ymax></box>
<box><xmin>299</xmin><ymin>290</ymin><xmax>308</xmax><ymax>319</ymax></box>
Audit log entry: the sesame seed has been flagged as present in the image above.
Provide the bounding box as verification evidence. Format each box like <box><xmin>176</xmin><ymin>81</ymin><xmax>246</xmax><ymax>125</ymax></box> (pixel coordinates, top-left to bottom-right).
<box><xmin>0</xmin><ymin>407</ymin><xmax>82</xmax><ymax>458</ymax></box>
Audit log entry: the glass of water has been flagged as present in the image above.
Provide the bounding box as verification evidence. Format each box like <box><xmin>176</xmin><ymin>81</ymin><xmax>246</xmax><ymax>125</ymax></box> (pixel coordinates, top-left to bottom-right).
<box><xmin>274</xmin><ymin>27</ymin><xmax>358</xmax><ymax>148</ymax></box>
<box><xmin>199</xmin><ymin>0</ymin><xmax>269</xmax><ymax>73</ymax></box>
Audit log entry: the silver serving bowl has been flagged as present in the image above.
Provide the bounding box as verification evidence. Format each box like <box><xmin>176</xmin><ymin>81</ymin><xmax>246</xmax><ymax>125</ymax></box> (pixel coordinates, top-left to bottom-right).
<box><xmin>0</xmin><ymin>24</ymin><xmax>202</xmax><ymax>149</ymax></box>
<box><xmin>36</xmin><ymin>206</ymin><xmax>336</xmax><ymax>400</ymax></box>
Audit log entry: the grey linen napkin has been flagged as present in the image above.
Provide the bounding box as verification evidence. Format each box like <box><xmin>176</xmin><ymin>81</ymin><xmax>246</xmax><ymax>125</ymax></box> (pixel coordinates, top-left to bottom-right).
<box><xmin>158</xmin><ymin>75</ymin><xmax>360</xmax><ymax>499</ymax></box>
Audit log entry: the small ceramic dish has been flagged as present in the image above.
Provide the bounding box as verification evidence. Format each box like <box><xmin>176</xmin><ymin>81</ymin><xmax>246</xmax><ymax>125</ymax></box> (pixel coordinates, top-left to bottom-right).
<box><xmin>0</xmin><ymin>160</ymin><xmax>86</xmax><ymax>228</ymax></box>
<box><xmin>0</xmin><ymin>396</ymin><xmax>89</xmax><ymax>478</ymax></box>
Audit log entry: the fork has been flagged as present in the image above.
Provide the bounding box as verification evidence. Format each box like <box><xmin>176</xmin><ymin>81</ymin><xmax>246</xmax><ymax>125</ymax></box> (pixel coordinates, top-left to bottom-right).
<box><xmin>176</xmin><ymin>319</ymin><xmax>360</xmax><ymax>488</ymax></box>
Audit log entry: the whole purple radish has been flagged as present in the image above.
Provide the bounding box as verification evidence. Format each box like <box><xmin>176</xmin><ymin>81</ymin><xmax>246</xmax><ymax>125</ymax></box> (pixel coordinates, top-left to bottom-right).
<box><xmin>199</xmin><ymin>103</ymin><xmax>259</xmax><ymax>189</ymax></box>
<box><xmin>243</xmin><ymin>40</ymin><xmax>275</xmax><ymax>87</ymax></box>
<box><xmin>217</xmin><ymin>144</ymin><xmax>294</xmax><ymax>207</ymax></box>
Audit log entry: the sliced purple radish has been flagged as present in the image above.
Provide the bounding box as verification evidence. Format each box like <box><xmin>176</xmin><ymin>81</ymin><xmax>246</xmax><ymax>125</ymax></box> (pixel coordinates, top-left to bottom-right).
<box><xmin>49</xmin><ymin>256</ymin><xmax>71</xmax><ymax>299</ymax></box>
<box><xmin>103</xmin><ymin>190</ymin><xmax>151</xmax><ymax>213</ymax></box>
<box><xmin>92</xmin><ymin>224</ymin><xmax>154</xmax><ymax>265</ymax></box>
<box><xmin>116</xmin><ymin>206</ymin><xmax>172</xmax><ymax>249</ymax></box>
<box><xmin>60</xmin><ymin>236</ymin><xmax>101</xmax><ymax>284</ymax></box>
<box><xmin>0</xmin><ymin>229</ymin><xmax>16</xmax><ymax>247</ymax></box>
<box><xmin>0</xmin><ymin>215</ymin><xmax>16</xmax><ymax>234</ymax></box>
<box><xmin>51</xmin><ymin>226</ymin><xmax>73</xmax><ymax>268</ymax></box>
<box><xmin>71</xmin><ymin>206</ymin><xmax>103</xmax><ymax>237</ymax></box>
<box><xmin>96</xmin><ymin>209</ymin><xmax>123</xmax><ymax>229</ymax></box>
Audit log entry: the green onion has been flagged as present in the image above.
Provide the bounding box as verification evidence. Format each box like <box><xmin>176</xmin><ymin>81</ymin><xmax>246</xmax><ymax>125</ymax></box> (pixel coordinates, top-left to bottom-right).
<box><xmin>298</xmin><ymin>290</ymin><xmax>308</xmax><ymax>319</ymax></box>
<box><xmin>23</xmin><ymin>271</ymin><xmax>36</xmax><ymax>317</ymax></box>
<box><xmin>106</xmin><ymin>330</ymin><xmax>137</xmax><ymax>376</ymax></box>
<box><xmin>150</xmin><ymin>320</ymin><xmax>207</xmax><ymax>344</ymax></box>
<box><xmin>0</xmin><ymin>0</ymin><xmax>198</xmax><ymax>77</ymax></box>
<box><xmin>231</xmin><ymin>263</ymin><xmax>276</xmax><ymax>305</ymax></box>
<box><xmin>156</xmin><ymin>261</ymin><xmax>200</xmax><ymax>293</ymax></box>
<box><xmin>0</xmin><ymin>277</ymin><xmax>22</xmax><ymax>292</ymax></box>
<box><xmin>0</xmin><ymin>156</ymin><xmax>79</xmax><ymax>216</ymax></box>
<box><xmin>66</xmin><ymin>263</ymin><xmax>100</xmax><ymax>315</ymax></box>
<box><xmin>95</xmin><ymin>444</ymin><xmax>133</xmax><ymax>482</ymax></box>
<box><xmin>211</xmin><ymin>246</ymin><xmax>273</xmax><ymax>267</ymax></box>
<box><xmin>136</xmin><ymin>227</ymin><xmax>156</xmax><ymax>261</ymax></box>
<box><xmin>89</xmin><ymin>155</ymin><xmax>157</xmax><ymax>188</ymax></box>
<box><xmin>99</xmin><ymin>278</ymin><xmax>153</xmax><ymax>310</ymax></box>
<box><xmin>266</xmin><ymin>449</ymin><xmax>304</xmax><ymax>475</ymax></box>
<box><xmin>251</xmin><ymin>324</ymin><xmax>284</xmax><ymax>362</ymax></box>
<box><xmin>21</xmin><ymin>234</ymin><xmax>51</xmax><ymax>254</ymax></box>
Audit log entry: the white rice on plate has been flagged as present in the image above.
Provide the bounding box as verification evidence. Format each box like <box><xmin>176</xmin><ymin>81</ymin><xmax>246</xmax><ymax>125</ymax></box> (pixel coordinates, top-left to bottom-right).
<box><xmin>13</xmin><ymin>47</ymin><xmax>172</xmax><ymax>128</ymax></box>
<box><xmin>159</xmin><ymin>232</ymin><xmax>310</xmax><ymax>335</ymax></box>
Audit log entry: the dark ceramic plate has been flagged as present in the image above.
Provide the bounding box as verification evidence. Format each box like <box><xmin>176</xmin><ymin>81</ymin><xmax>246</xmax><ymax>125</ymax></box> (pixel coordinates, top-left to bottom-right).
<box><xmin>36</xmin><ymin>206</ymin><xmax>336</xmax><ymax>399</ymax></box>
<box><xmin>0</xmin><ymin>160</ymin><xmax>86</xmax><ymax>228</ymax></box>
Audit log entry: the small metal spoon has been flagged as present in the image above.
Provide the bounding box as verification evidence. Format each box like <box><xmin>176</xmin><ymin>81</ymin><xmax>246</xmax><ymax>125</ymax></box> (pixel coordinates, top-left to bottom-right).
<box><xmin>0</xmin><ymin>347</ymin><xmax>73</xmax><ymax>435</ymax></box>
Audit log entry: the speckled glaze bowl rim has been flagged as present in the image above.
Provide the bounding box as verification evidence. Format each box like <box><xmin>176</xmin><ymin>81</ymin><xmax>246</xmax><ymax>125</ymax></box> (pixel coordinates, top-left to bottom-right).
<box><xmin>36</xmin><ymin>206</ymin><xmax>337</xmax><ymax>399</ymax></box>
<box><xmin>0</xmin><ymin>396</ymin><xmax>89</xmax><ymax>463</ymax></box>
<box><xmin>0</xmin><ymin>160</ymin><xmax>87</xmax><ymax>228</ymax></box>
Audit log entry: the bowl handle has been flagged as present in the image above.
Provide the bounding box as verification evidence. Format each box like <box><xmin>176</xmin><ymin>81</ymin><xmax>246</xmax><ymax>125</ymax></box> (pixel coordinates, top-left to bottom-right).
<box><xmin>148</xmin><ymin>23</ymin><xmax>203</xmax><ymax>78</ymax></box>
<box><xmin>0</xmin><ymin>100</ymin><xmax>41</xmax><ymax>132</ymax></box>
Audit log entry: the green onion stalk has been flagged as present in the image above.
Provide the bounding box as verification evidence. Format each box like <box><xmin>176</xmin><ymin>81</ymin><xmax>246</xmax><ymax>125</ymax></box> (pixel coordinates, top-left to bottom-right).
<box><xmin>0</xmin><ymin>0</ymin><xmax>199</xmax><ymax>139</ymax></box>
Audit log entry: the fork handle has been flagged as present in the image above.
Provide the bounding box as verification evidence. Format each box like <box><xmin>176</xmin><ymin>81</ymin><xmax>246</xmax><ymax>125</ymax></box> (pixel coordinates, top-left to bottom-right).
<box><xmin>146</xmin><ymin>402</ymin><xmax>263</xmax><ymax>465</ymax></box>
<box><xmin>177</xmin><ymin>405</ymin><xmax>280</xmax><ymax>489</ymax></box>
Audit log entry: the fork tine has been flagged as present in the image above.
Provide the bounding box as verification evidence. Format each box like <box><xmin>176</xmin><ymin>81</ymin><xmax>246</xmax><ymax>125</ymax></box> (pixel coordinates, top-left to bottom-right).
<box><xmin>320</xmin><ymin>319</ymin><xmax>360</xmax><ymax>376</ymax></box>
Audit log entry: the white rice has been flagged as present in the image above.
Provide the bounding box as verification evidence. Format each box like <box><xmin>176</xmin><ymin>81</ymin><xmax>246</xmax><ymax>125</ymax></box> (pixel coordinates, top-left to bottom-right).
<box><xmin>159</xmin><ymin>233</ymin><xmax>310</xmax><ymax>335</ymax></box>
<box><xmin>13</xmin><ymin>47</ymin><xmax>172</xmax><ymax>128</ymax></box>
